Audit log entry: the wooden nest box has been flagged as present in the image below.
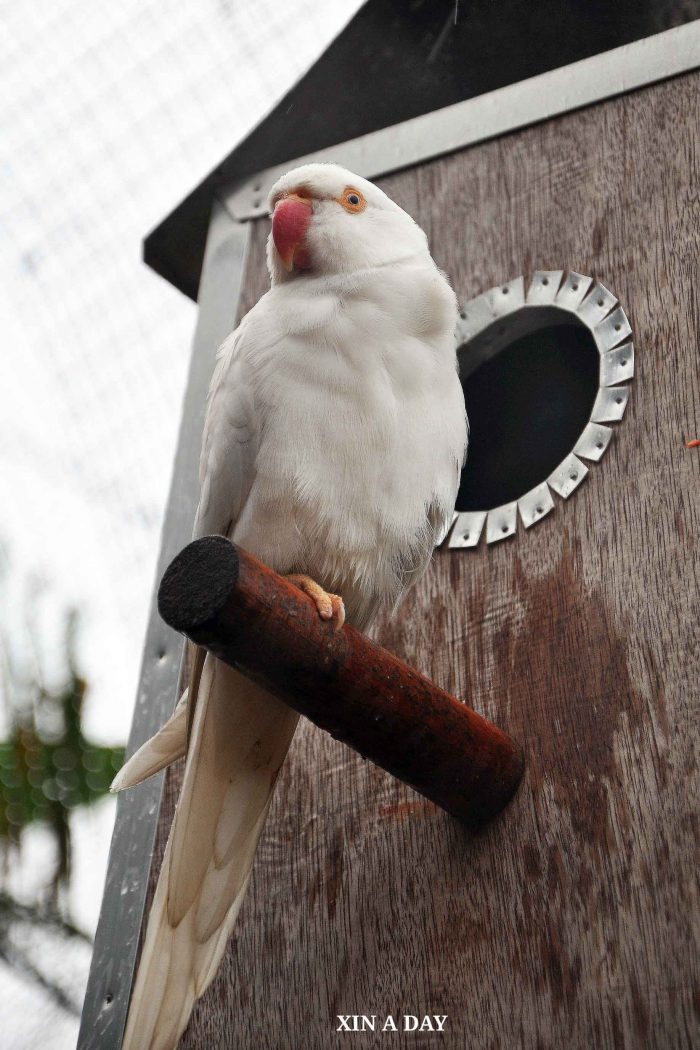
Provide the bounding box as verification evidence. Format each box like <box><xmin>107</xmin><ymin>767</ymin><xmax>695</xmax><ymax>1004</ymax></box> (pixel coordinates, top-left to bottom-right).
<box><xmin>81</xmin><ymin>4</ymin><xmax>700</xmax><ymax>1048</ymax></box>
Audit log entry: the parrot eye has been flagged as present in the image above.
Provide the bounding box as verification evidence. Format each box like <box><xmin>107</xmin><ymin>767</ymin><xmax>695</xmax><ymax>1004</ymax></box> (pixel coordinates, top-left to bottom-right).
<box><xmin>339</xmin><ymin>188</ymin><xmax>366</xmax><ymax>213</ymax></box>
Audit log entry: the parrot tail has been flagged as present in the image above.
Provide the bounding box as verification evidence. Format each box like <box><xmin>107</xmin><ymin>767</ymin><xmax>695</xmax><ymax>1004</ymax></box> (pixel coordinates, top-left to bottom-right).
<box><xmin>110</xmin><ymin>691</ymin><xmax>188</xmax><ymax>793</ymax></box>
<box><xmin>121</xmin><ymin>653</ymin><xmax>299</xmax><ymax>1050</ymax></box>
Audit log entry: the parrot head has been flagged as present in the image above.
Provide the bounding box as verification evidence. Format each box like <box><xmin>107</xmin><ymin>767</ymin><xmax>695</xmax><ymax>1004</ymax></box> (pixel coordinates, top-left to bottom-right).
<box><xmin>267</xmin><ymin>163</ymin><xmax>429</xmax><ymax>282</ymax></box>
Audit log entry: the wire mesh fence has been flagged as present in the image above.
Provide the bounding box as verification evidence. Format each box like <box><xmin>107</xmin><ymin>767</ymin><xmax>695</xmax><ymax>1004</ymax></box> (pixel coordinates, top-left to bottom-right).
<box><xmin>0</xmin><ymin>1</ymin><xmax>361</xmax><ymax>1044</ymax></box>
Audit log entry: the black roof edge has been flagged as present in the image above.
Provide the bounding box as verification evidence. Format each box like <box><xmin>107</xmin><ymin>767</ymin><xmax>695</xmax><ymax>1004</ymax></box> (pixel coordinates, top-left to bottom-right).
<box><xmin>143</xmin><ymin>0</ymin><xmax>699</xmax><ymax>303</ymax></box>
<box><xmin>144</xmin><ymin>179</ymin><xmax>218</xmax><ymax>302</ymax></box>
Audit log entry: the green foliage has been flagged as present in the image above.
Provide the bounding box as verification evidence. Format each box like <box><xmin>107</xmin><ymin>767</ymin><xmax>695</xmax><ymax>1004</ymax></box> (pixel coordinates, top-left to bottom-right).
<box><xmin>0</xmin><ymin>608</ymin><xmax>124</xmax><ymax>893</ymax></box>
<box><xmin>0</xmin><ymin>719</ymin><xmax>124</xmax><ymax>842</ymax></box>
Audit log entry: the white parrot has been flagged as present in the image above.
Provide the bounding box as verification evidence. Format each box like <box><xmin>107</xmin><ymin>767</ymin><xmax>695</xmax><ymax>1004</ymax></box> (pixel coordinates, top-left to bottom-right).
<box><xmin>111</xmin><ymin>162</ymin><xmax>467</xmax><ymax>1050</ymax></box>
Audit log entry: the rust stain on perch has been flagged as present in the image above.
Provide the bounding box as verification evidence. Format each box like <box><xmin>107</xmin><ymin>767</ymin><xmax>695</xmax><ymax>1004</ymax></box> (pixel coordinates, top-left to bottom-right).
<box><xmin>157</xmin><ymin>535</ymin><xmax>525</xmax><ymax>826</ymax></box>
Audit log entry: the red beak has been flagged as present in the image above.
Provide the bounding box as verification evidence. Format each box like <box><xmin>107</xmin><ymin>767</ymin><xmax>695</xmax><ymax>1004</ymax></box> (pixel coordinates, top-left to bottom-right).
<box><xmin>272</xmin><ymin>194</ymin><xmax>313</xmax><ymax>271</ymax></box>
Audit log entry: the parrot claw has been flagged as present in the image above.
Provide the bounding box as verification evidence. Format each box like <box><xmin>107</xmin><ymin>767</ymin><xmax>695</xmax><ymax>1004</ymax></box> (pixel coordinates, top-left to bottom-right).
<box><xmin>285</xmin><ymin>574</ymin><xmax>345</xmax><ymax>630</ymax></box>
<box><xmin>328</xmin><ymin>593</ymin><xmax>346</xmax><ymax>630</ymax></box>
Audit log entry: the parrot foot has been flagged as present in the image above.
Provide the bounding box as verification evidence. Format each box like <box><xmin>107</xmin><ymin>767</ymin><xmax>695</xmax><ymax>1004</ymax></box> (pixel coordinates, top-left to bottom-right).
<box><xmin>285</xmin><ymin>574</ymin><xmax>345</xmax><ymax>630</ymax></box>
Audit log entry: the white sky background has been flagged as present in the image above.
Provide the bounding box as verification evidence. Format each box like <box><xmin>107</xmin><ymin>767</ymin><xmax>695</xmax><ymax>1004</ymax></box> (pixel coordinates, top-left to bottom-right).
<box><xmin>0</xmin><ymin>1</ymin><xmax>362</xmax><ymax>1045</ymax></box>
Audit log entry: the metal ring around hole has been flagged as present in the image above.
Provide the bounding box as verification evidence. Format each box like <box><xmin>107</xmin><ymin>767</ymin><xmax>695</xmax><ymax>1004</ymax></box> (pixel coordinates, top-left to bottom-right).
<box><xmin>446</xmin><ymin>270</ymin><xmax>634</xmax><ymax>550</ymax></box>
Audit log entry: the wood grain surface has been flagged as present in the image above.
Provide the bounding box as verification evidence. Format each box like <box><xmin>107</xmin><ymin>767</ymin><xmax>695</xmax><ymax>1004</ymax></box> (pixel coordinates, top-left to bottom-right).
<box><xmin>150</xmin><ymin>71</ymin><xmax>699</xmax><ymax>1049</ymax></box>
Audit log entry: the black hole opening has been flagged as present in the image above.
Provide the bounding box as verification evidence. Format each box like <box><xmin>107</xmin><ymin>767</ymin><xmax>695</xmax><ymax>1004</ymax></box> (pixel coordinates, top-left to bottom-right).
<box><xmin>456</xmin><ymin>321</ymin><xmax>599</xmax><ymax>511</ymax></box>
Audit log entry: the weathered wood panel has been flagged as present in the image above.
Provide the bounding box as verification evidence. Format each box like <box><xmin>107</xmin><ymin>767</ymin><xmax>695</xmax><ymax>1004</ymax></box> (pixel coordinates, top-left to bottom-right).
<box><xmin>152</xmin><ymin>71</ymin><xmax>698</xmax><ymax>1049</ymax></box>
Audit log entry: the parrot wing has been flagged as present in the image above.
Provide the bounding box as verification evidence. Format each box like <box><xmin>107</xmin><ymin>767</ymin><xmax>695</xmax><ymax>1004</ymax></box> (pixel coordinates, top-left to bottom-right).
<box><xmin>118</xmin><ymin>318</ymin><xmax>300</xmax><ymax>1049</ymax></box>
<box><xmin>121</xmin><ymin>660</ymin><xmax>298</xmax><ymax>1050</ymax></box>
<box><xmin>193</xmin><ymin>322</ymin><xmax>259</xmax><ymax>541</ymax></box>
<box><xmin>113</xmin><ymin>322</ymin><xmax>259</xmax><ymax>791</ymax></box>
<box><xmin>109</xmin><ymin>690</ymin><xmax>188</xmax><ymax>792</ymax></box>
<box><xmin>185</xmin><ymin>322</ymin><xmax>259</xmax><ymax>743</ymax></box>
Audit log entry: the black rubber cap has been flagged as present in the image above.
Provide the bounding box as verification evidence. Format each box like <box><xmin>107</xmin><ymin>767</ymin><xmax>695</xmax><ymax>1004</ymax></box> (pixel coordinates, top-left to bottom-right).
<box><xmin>157</xmin><ymin>536</ymin><xmax>240</xmax><ymax>634</ymax></box>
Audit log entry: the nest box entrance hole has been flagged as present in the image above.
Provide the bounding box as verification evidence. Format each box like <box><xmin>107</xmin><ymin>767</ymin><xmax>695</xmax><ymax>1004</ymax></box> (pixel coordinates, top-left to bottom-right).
<box><xmin>456</xmin><ymin>311</ymin><xmax>600</xmax><ymax>512</ymax></box>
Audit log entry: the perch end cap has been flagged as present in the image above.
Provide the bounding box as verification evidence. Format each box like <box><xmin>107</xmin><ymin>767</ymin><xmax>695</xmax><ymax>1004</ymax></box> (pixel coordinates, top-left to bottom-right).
<box><xmin>158</xmin><ymin>535</ymin><xmax>239</xmax><ymax>633</ymax></box>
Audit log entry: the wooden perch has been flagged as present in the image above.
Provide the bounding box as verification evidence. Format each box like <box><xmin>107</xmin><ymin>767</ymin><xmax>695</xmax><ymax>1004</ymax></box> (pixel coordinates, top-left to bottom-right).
<box><xmin>157</xmin><ymin>536</ymin><xmax>524</xmax><ymax>825</ymax></box>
